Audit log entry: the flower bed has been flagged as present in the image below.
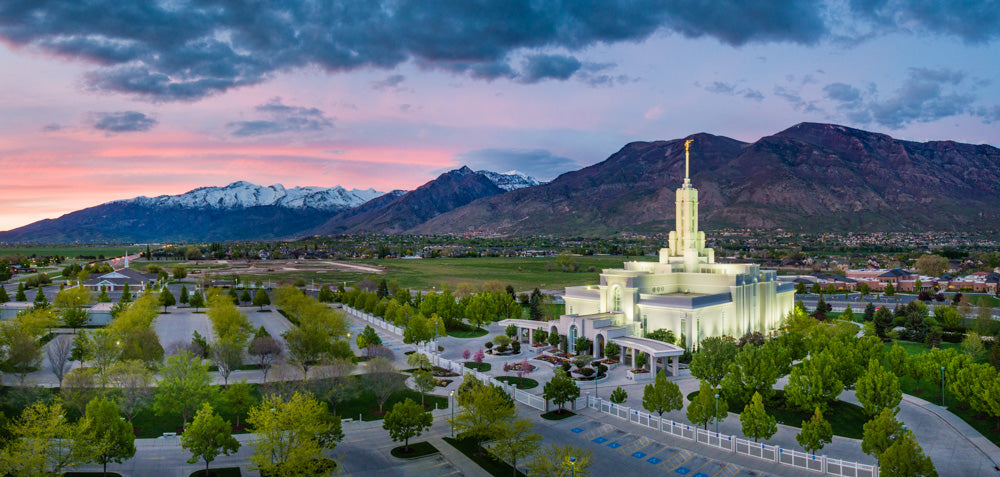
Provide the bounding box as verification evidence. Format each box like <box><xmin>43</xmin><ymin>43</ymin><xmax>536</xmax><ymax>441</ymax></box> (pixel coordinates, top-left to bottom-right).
<box><xmin>627</xmin><ymin>368</ymin><xmax>651</xmax><ymax>382</ymax></box>
<box><xmin>435</xmin><ymin>378</ymin><xmax>454</xmax><ymax>388</ymax></box>
<box><xmin>433</xmin><ymin>366</ymin><xmax>460</xmax><ymax>377</ymax></box>
<box><xmin>536</xmin><ymin>354</ymin><xmax>570</xmax><ymax>366</ymax></box>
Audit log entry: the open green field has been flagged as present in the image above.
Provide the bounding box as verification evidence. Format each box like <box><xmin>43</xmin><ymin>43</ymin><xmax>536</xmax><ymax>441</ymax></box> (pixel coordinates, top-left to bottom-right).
<box><xmin>360</xmin><ymin>255</ymin><xmax>654</xmax><ymax>291</ymax></box>
<box><xmin>0</xmin><ymin>245</ymin><xmax>134</xmax><ymax>259</ymax></box>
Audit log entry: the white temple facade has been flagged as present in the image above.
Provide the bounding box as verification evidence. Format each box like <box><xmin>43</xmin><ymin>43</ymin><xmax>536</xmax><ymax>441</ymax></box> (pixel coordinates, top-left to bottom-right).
<box><xmin>562</xmin><ymin>140</ymin><xmax>796</xmax><ymax>350</ymax></box>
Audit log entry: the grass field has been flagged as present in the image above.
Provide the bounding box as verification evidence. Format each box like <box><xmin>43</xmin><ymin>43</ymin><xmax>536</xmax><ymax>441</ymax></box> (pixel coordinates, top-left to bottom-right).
<box><xmin>0</xmin><ymin>245</ymin><xmax>133</xmax><ymax>259</ymax></box>
<box><xmin>688</xmin><ymin>390</ymin><xmax>866</xmax><ymax>439</ymax></box>
<box><xmin>360</xmin><ymin>255</ymin><xmax>654</xmax><ymax>291</ymax></box>
<box><xmin>443</xmin><ymin>436</ymin><xmax>525</xmax><ymax>477</ymax></box>
<box><xmin>884</xmin><ymin>340</ymin><xmax>962</xmax><ymax>356</ymax></box>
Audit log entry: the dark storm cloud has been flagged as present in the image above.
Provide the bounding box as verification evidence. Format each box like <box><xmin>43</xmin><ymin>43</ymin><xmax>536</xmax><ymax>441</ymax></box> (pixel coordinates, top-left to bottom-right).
<box><xmin>372</xmin><ymin>74</ymin><xmax>406</xmax><ymax>90</ymax></box>
<box><xmin>823</xmin><ymin>68</ymin><xmax>978</xmax><ymax>129</ymax></box>
<box><xmin>0</xmin><ymin>1</ymin><xmax>837</xmax><ymax>101</ymax></box>
<box><xmin>91</xmin><ymin>111</ymin><xmax>157</xmax><ymax>132</ymax></box>
<box><xmin>228</xmin><ymin>98</ymin><xmax>333</xmax><ymax>137</ymax></box>
<box><xmin>453</xmin><ymin>148</ymin><xmax>579</xmax><ymax>180</ymax></box>
<box><xmin>848</xmin><ymin>0</ymin><xmax>1000</xmax><ymax>43</ymax></box>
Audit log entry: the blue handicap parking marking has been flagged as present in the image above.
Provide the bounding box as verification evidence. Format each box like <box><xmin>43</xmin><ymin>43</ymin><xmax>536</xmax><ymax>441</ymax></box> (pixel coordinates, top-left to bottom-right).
<box><xmin>592</xmin><ymin>437</ymin><xmax>608</xmax><ymax>444</ymax></box>
<box><xmin>571</xmin><ymin>428</ymin><xmax>584</xmax><ymax>433</ymax></box>
<box><xmin>693</xmin><ymin>473</ymin><xmax>708</xmax><ymax>477</ymax></box>
<box><xmin>631</xmin><ymin>452</ymin><xmax>646</xmax><ymax>459</ymax></box>
<box><xmin>607</xmin><ymin>442</ymin><xmax>621</xmax><ymax>449</ymax></box>
<box><xmin>646</xmin><ymin>457</ymin><xmax>662</xmax><ymax>465</ymax></box>
<box><xmin>674</xmin><ymin>467</ymin><xmax>690</xmax><ymax>475</ymax></box>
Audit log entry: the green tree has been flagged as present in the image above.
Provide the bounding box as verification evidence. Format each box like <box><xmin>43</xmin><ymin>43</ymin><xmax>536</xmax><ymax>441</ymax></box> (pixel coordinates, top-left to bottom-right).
<box><xmin>543</xmin><ymin>368</ymin><xmax>580</xmax><ymax>413</ymax></box>
<box><xmin>487</xmin><ymin>417</ymin><xmax>542</xmax><ymax>477</ymax></box>
<box><xmin>207</xmin><ymin>293</ymin><xmax>253</xmax><ymax>344</ymax></box>
<box><xmin>70</xmin><ymin>331</ymin><xmax>92</xmax><ymax>367</ymax></box>
<box><xmin>884</xmin><ymin>282</ymin><xmax>895</xmax><ymax>296</ymax></box>
<box><xmin>859</xmin><ymin>283</ymin><xmax>872</xmax><ymax>297</ymax></box>
<box><xmin>403</xmin><ymin>312</ymin><xmax>431</xmax><ymax>346</ymax></box>
<box><xmin>610</xmin><ymin>386</ymin><xmax>628</xmax><ymax>404</ymax></box>
<box><xmin>33</xmin><ymin>286</ymin><xmax>49</xmax><ymax>308</ymax></box>
<box><xmin>252</xmin><ymin>289</ymin><xmax>270</xmax><ymax>310</ymax></box>
<box><xmin>0</xmin><ymin>285</ymin><xmax>9</xmax><ymax>304</ymax></box>
<box><xmin>222</xmin><ymin>379</ymin><xmax>257</xmax><ymax>428</ymax></box>
<box><xmin>915</xmin><ymin>254</ymin><xmax>949</xmax><ymax>278</ymax></box>
<box><xmin>15</xmin><ymin>282</ymin><xmax>27</xmax><ymax>301</ymax></box>
<box><xmin>153</xmin><ymin>350</ymin><xmax>216</xmax><ymax>430</ymax></box>
<box><xmin>181</xmin><ymin>402</ymin><xmax>240</xmax><ymax>477</ymax></box>
<box><xmin>239</xmin><ymin>289</ymin><xmax>252</xmax><ymax>304</ymax></box>
<box><xmin>74</xmin><ymin>397</ymin><xmax>136</xmax><ymax>477</ymax></box>
<box><xmin>861</xmin><ymin>407</ymin><xmax>904</xmax><ymax>463</ymax></box>
<box><xmin>0</xmin><ymin>401</ymin><xmax>76</xmax><ymax>475</ymax></box>
<box><xmin>526</xmin><ymin>443</ymin><xmax>592</xmax><ymax>477</ymax></box>
<box><xmin>451</xmin><ymin>374</ymin><xmax>516</xmax><ymax>446</ymax></box>
<box><xmin>796</xmin><ymin>407</ymin><xmax>833</xmax><ymax>454</ymax></box>
<box><xmin>686</xmin><ymin>381</ymin><xmax>727</xmax><ymax>430</ymax></box>
<box><xmin>863</xmin><ymin>301</ymin><xmax>876</xmax><ymax>322</ymax></box>
<box><xmin>879</xmin><ymin>431</ymin><xmax>939</xmax><ymax>476</ymax></box>
<box><xmin>107</xmin><ymin>359</ymin><xmax>153</xmax><ymax>423</ymax></box>
<box><xmin>689</xmin><ymin>336</ymin><xmax>737</xmax><ymax>387</ymax></box>
<box><xmin>785</xmin><ymin>350</ymin><xmax>842</xmax><ymax>413</ymax></box>
<box><xmin>721</xmin><ymin>341</ymin><xmax>786</xmax><ymax>405</ymax></box>
<box><xmin>642</xmin><ymin>370</ymin><xmax>683</xmax><ymax>416</ymax></box>
<box><xmin>97</xmin><ymin>289</ymin><xmax>112</xmax><ymax>303</ymax></box>
<box><xmin>356</xmin><ymin>325</ymin><xmax>382</xmax><ymax>357</ymax></box>
<box><xmin>382</xmin><ymin>398</ymin><xmax>433</xmax><ymax>452</ymax></box>
<box><xmin>119</xmin><ymin>282</ymin><xmax>132</xmax><ymax>303</ymax></box>
<box><xmin>210</xmin><ymin>337</ymin><xmax>245</xmax><ymax>386</ymax></box>
<box><xmin>189</xmin><ymin>290</ymin><xmax>205</xmax><ymax>311</ymax></box>
<box><xmin>855</xmin><ymin>359</ymin><xmax>902</xmax><ymax>417</ymax></box>
<box><xmin>159</xmin><ymin>288</ymin><xmax>176</xmax><ymax>312</ymax></box>
<box><xmin>247</xmin><ymin>392</ymin><xmax>343</xmax><ymax>476</ymax></box>
<box><xmin>547</xmin><ymin>331</ymin><xmax>561</xmax><ymax>348</ymax></box>
<box><xmin>413</xmin><ymin>369</ymin><xmax>437</xmax><ymax>406</ymax></box>
<box><xmin>179</xmin><ymin>285</ymin><xmax>190</xmax><ymax>304</ymax></box>
<box><xmin>740</xmin><ymin>392</ymin><xmax>777</xmax><ymax>442</ymax></box>
<box><xmin>796</xmin><ymin>282</ymin><xmax>807</xmax><ymax>294</ymax></box>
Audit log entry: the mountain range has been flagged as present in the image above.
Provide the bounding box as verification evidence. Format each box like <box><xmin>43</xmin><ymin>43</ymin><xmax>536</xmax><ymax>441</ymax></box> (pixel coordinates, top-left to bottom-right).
<box><xmin>2</xmin><ymin>122</ymin><xmax>998</xmax><ymax>243</ymax></box>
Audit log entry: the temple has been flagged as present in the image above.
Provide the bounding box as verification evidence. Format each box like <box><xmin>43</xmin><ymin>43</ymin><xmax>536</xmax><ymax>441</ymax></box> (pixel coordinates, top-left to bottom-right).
<box><xmin>502</xmin><ymin>139</ymin><xmax>795</xmax><ymax>375</ymax></box>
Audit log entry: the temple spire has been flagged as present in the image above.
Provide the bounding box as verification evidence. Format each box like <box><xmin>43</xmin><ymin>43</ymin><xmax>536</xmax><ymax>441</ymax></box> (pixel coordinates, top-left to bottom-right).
<box><xmin>683</xmin><ymin>139</ymin><xmax>693</xmax><ymax>189</ymax></box>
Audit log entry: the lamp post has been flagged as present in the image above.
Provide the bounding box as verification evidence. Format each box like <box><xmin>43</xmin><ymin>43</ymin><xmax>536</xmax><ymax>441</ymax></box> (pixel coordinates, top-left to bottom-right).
<box><xmin>941</xmin><ymin>366</ymin><xmax>946</xmax><ymax>407</ymax></box>
<box><xmin>450</xmin><ymin>390</ymin><xmax>455</xmax><ymax>437</ymax></box>
<box><xmin>714</xmin><ymin>393</ymin><xmax>720</xmax><ymax>434</ymax></box>
<box><xmin>567</xmin><ymin>456</ymin><xmax>577</xmax><ymax>477</ymax></box>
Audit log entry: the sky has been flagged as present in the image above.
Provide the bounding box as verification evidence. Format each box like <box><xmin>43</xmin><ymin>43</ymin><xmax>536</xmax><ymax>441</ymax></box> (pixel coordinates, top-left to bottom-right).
<box><xmin>0</xmin><ymin>1</ymin><xmax>998</xmax><ymax>231</ymax></box>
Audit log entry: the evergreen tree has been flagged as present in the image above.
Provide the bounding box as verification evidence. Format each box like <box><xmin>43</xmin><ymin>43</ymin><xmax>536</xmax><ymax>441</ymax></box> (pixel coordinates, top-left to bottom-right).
<box><xmin>33</xmin><ymin>287</ymin><xmax>49</xmax><ymax>308</ymax></box>
<box><xmin>814</xmin><ymin>294</ymin><xmax>828</xmax><ymax>320</ymax></box>
<box><xmin>16</xmin><ymin>282</ymin><xmax>27</xmax><ymax>301</ymax></box>
<box><xmin>179</xmin><ymin>285</ymin><xmax>189</xmax><ymax>304</ymax></box>
<box><xmin>189</xmin><ymin>290</ymin><xmax>205</xmax><ymax>311</ymax></box>
<box><xmin>97</xmin><ymin>289</ymin><xmax>111</xmax><ymax>303</ymax></box>
<box><xmin>240</xmin><ymin>289</ymin><xmax>252</xmax><ymax>304</ymax></box>
<box><xmin>855</xmin><ymin>360</ymin><xmax>902</xmax><ymax>417</ymax></box>
<box><xmin>874</xmin><ymin>306</ymin><xmax>894</xmax><ymax>339</ymax></box>
<box><xmin>686</xmin><ymin>381</ymin><xmax>727</xmax><ymax>430</ymax></box>
<box><xmin>159</xmin><ymin>288</ymin><xmax>176</xmax><ymax>312</ymax></box>
<box><xmin>0</xmin><ymin>286</ymin><xmax>8</xmax><ymax>303</ymax></box>
<box><xmin>740</xmin><ymin>391</ymin><xmax>777</xmax><ymax>442</ymax></box>
<box><xmin>642</xmin><ymin>370</ymin><xmax>683</xmax><ymax>416</ymax></box>
<box><xmin>797</xmin><ymin>407</ymin><xmax>833</xmax><ymax>454</ymax></box>
<box><xmin>120</xmin><ymin>282</ymin><xmax>132</xmax><ymax>303</ymax></box>
<box><xmin>864</xmin><ymin>302</ymin><xmax>876</xmax><ymax>322</ymax></box>
<box><xmin>252</xmin><ymin>290</ymin><xmax>271</xmax><ymax>310</ymax></box>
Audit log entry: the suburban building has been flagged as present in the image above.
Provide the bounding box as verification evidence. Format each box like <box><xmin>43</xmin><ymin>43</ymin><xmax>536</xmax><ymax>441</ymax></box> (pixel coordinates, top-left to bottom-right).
<box><xmin>84</xmin><ymin>268</ymin><xmax>157</xmax><ymax>292</ymax></box>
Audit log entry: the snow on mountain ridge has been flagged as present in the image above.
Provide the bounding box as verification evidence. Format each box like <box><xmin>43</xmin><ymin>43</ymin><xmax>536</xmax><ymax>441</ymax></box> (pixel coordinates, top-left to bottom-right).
<box><xmin>475</xmin><ymin>170</ymin><xmax>544</xmax><ymax>191</ymax></box>
<box><xmin>117</xmin><ymin>181</ymin><xmax>384</xmax><ymax>211</ymax></box>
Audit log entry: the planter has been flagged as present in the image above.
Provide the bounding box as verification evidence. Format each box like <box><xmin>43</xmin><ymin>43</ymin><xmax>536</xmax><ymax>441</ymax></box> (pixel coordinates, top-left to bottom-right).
<box><xmin>627</xmin><ymin>369</ymin><xmax>652</xmax><ymax>382</ymax></box>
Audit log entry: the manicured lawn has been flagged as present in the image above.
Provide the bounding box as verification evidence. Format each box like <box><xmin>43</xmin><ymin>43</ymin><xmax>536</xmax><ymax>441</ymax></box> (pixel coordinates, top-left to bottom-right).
<box><xmin>897</xmin><ymin>374</ymin><xmax>1000</xmax><ymax>447</ymax></box>
<box><xmin>884</xmin><ymin>340</ymin><xmax>961</xmax><ymax>356</ymax></box>
<box><xmin>541</xmin><ymin>410</ymin><xmax>576</xmax><ymax>420</ymax></box>
<box><xmin>448</xmin><ymin>327</ymin><xmax>488</xmax><ymax>338</ymax></box>
<box><xmin>687</xmin><ymin>390</ymin><xmax>866</xmax><ymax>439</ymax></box>
<box><xmin>187</xmin><ymin>467</ymin><xmax>242</xmax><ymax>477</ymax></box>
<box><xmin>464</xmin><ymin>362</ymin><xmax>492</xmax><ymax>372</ymax></box>
<box><xmin>64</xmin><ymin>473</ymin><xmax>124</xmax><ymax>477</ymax></box>
<box><xmin>495</xmin><ymin>376</ymin><xmax>539</xmax><ymax>389</ymax></box>
<box><xmin>332</xmin><ymin>374</ymin><xmax>449</xmax><ymax>421</ymax></box>
<box><xmin>443</xmin><ymin>436</ymin><xmax>525</xmax><ymax>477</ymax></box>
<box><xmin>390</xmin><ymin>441</ymin><xmax>439</xmax><ymax>458</ymax></box>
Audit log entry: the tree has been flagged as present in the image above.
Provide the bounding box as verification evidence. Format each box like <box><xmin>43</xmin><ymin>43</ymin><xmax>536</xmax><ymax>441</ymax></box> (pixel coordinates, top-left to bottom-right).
<box><xmin>915</xmin><ymin>254</ymin><xmax>949</xmax><ymax>278</ymax></box>
<box><xmin>107</xmin><ymin>359</ymin><xmax>153</xmax><ymax>423</ymax></box>
<box><xmin>356</xmin><ymin>325</ymin><xmax>382</xmax><ymax>357</ymax></box>
<box><xmin>547</xmin><ymin>331</ymin><xmax>561</xmax><ymax>348</ymax></box>
<box><xmin>962</xmin><ymin>332</ymin><xmax>986</xmax><ymax>361</ymax></box>
<box><xmin>208</xmin><ymin>338</ymin><xmax>243</xmax><ymax>385</ymax></box>
<box><xmin>61</xmin><ymin>306</ymin><xmax>90</xmax><ymax>330</ymax></box>
<box><xmin>74</xmin><ymin>397</ymin><xmax>136</xmax><ymax>477</ymax></box>
<box><xmin>173</xmin><ymin>265</ymin><xmax>188</xmax><ymax>279</ymax></box>
<box><xmin>862</xmin><ymin>407</ymin><xmax>904</xmax><ymax>463</ymax></box>
<box><xmin>240</xmin><ymin>289</ymin><xmax>252</xmax><ymax>304</ymax></box>
<box><xmin>740</xmin><ymin>392</ymin><xmax>777</xmax><ymax>442</ymax></box>
<box><xmin>686</xmin><ymin>381</ymin><xmax>727</xmax><ymax>430</ymax></box>
<box><xmin>179</xmin><ymin>285</ymin><xmax>190</xmax><ymax>304</ymax></box>
<box><xmin>543</xmin><ymin>368</ymin><xmax>580</xmax><ymax>413</ymax></box>
<box><xmin>720</xmin><ymin>342</ymin><xmax>785</xmax><ymax>405</ymax></box>
<box><xmin>119</xmin><ymin>282</ymin><xmax>132</xmax><ymax>303</ymax></box>
<box><xmin>70</xmin><ymin>331</ymin><xmax>92</xmax><ymax>367</ymax></box>
<box><xmin>796</xmin><ymin>281</ymin><xmax>807</xmax><ymax>294</ymax></box>
<box><xmin>207</xmin><ymin>294</ymin><xmax>253</xmax><ymax>344</ymax></box>
<box><xmin>488</xmin><ymin>417</ymin><xmax>543</xmax><ymax>477</ymax></box>
<box><xmin>884</xmin><ymin>282</ymin><xmax>895</xmax><ymax>296</ymax></box>
<box><xmin>120</xmin><ymin>326</ymin><xmax>164</xmax><ymax>367</ymax></box>
<box><xmin>252</xmin><ymin>289</ymin><xmax>271</xmax><ymax>310</ymax></box>
<box><xmin>159</xmin><ymin>288</ymin><xmax>176</xmax><ymax>311</ymax></box>
<box><xmin>247</xmin><ymin>392</ymin><xmax>343</xmax><ymax>476</ymax></box>
<box><xmin>610</xmin><ymin>386</ymin><xmax>628</xmax><ymax>404</ymax></box>
<box><xmin>402</xmin><ymin>312</ymin><xmax>431</xmax><ymax>346</ymax></box>
<box><xmin>189</xmin><ymin>290</ymin><xmax>205</xmax><ymax>311</ymax></box>
<box><xmin>248</xmin><ymin>335</ymin><xmax>283</xmax><ymax>382</ymax></box>
<box><xmin>855</xmin><ymin>359</ymin><xmax>902</xmax><ymax>417</ymax></box>
<box><xmin>642</xmin><ymin>370</ymin><xmax>683</xmax><ymax>416</ymax></box>
<box><xmin>0</xmin><ymin>401</ymin><xmax>76</xmax><ymax>475</ymax></box>
<box><xmin>452</xmin><ymin>375</ymin><xmax>516</xmax><ymax>447</ymax></box>
<box><xmin>526</xmin><ymin>443</ymin><xmax>592</xmax><ymax>477</ymax></box>
<box><xmin>413</xmin><ymin>369</ymin><xmax>437</xmax><ymax>406</ymax></box>
<box><xmin>1</xmin><ymin>320</ymin><xmax>44</xmax><ymax>385</ymax></box>
<box><xmin>689</xmin><ymin>336</ymin><xmax>737</xmax><ymax>387</ymax></box>
<box><xmin>154</xmin><ymin>350</ymin><xmax>216</xmax><ymax>430</ymax></box>
<box><xmin>797</xmin><ymin>407</ymin><xmax>833</xmax><ymax>454</ymax></box>
<box><xmin>364</xmin><ymin>357</ymin><xmax>403</xmax><ymax>413</ymax></box>
<box><xmin>859</xmin><ymin>282</ymin><xmax>872</xmax><ymax>297</ymax></box>
<box><xmin>15</xmin><ymin>282</ymin><xmax>27</xmax><ymax>301</ymax></box>
<box><xmin>880</xmin><ymin>430</ymin><xmax>938</xmax><ymax>476</ymax></box>
<box><xmin>181</xmin><ymin>402</ymin><xmax>240</xmax><ymax>477</ymax></box>
<box><xmin>46</xmin><ymin>333</ymin><xmax>74</xmax><ymax>384</ymax></box>
<box><xmin>0</xmin><ymin>285</ymin><xmax>8</xmax><ymax>304</ymax></box>
<box><xmin>222</xmin><ymin>379</ymin><xmax>256</xmax><ymax>429</ymax></box>
<box><xmin>382</xmin><ymin>398</ymin><xmax>433</xmax><ymax>453</ymax></box>
<box><xmin>785</xmin><ymin>350</ymin><xmax>842</xmax><ymax>413</ymax></box>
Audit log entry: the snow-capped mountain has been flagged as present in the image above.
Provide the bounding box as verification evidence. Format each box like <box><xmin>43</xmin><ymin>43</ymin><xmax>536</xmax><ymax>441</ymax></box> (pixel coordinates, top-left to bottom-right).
<box><xmin>118</xmin><ymin>181</ymin><xmax>384</xmax><ymax>211</ymax></box>
<box><xmin>476</xmin><ymin>170</ymin><xmax>544</xmax><ymax>191</ymax></box>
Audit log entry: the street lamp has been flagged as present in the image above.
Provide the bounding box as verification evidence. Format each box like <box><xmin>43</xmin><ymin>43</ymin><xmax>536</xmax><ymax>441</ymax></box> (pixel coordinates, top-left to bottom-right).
<box><xmin>450</xmin><ymin>390</ymin><xmax>455</xmax><ymax>437</ymax></box>
<box><xmin>941</xmin><ymin>366</ymin><xmax>946</xmax><ymax>407</ymax></box>
<box><xmin>714</xmin><ymin>393</ymin><xmax>720</xmax><ymax>434</ymax></box>
<box><xmin>566</xmin><ymin>456</ymin><xmax>577</xmax><ymax>477</ymax></box>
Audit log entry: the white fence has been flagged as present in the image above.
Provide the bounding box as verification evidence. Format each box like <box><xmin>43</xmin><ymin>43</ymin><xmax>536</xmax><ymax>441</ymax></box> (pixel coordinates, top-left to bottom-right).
<box><xmin>587</xmin><ymin>396</ymin><xmax>878</xmax><ymax>477</ymax></box>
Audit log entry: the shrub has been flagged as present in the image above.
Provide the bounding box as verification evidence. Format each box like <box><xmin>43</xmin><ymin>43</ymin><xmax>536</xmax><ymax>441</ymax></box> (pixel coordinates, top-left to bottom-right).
<box><xmin>511</xmin><ymin>341</ymin><xmax>521</xmax><ymax>353</ymax></box>
<box><xmin>596</xmin><ymin>363</ymin><xmax>608</xmax><ymax>375</ymax></box>
<box><xmin>462</xmin><ymin>349</ymin><xmax>471</xmax><ymax>360</ymax></box>
<box><xmin>473</xmin><ymin>349</ymin><xmax>485</xmax><ymax>363</ymax></box>
<box><xmin>561</xmin><ymin>362</ymin><xmax>572</xmax><ymax>373</ymax></box>
<box><xmin>484</xmin><ymin>341</ymin><xmax>493</xmax><ymax>351</ymax></box>
<box><xmin>579</xmin><ymin>367</ymin><xmax>595</xmax><ymax>377</ymax></box>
